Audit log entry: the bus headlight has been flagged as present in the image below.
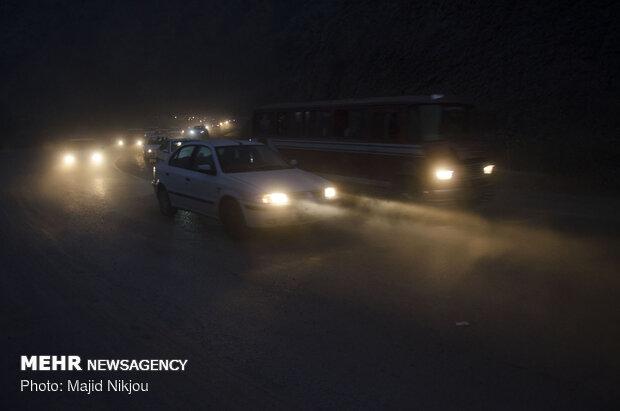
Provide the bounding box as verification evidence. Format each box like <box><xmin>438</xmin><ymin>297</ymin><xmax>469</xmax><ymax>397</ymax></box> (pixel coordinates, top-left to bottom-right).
<box><xmin>324</xmin><ymin>186</ymin><xmax>337</xmax><ymax>199</ymax></box>
<box><xmin>117</xmin><ymin>139</ymin><xmax>124</xmax><ymax>146</ymax></box>
<box><xmin>483</xmin><ymin>164</ymin><xmax>495</xmax><ymax>174</ymax></box>
<box><xmin>435</xmin><ymin>168</ymin><xmax>454</xmax><ymax>180</ymax></box>
<box><xmin>136</xmin><ymin>139</ymin><xmax>143</xmax><ymax>146</ymax></box>
<box><xmin>262</xmin><ymin>192</ymin><xmax>289</xmax><ymax>206</ymax></box>
<box><xmin>63</xmin><ymin>153</ymin><xmax>76</xmax><ymax>166</ymax></box>
<box><xmin>91</xmin><ymin>152</ymin><xmax>103</xmax><ymax>165</ymax></box>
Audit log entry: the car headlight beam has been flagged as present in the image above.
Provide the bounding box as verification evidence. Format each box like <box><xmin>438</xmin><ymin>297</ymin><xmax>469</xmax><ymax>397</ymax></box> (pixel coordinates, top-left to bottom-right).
<box><xmin>324</xmin><ymin>186</ymin><xmax>337</xmax><ymax>199</ymax></box>
<box><xmin>91</xmin><ymin>152</ymin><xmax>103</xmax><ymax>165</ymax></box>
<box><xmin>483</xmin><ymin>164</ymin><xmax>495</xmax><ymax>174</ymax></box>
<box><xmin>262</xmin><ymin>192</ymin><xmax>289</xmax><ymax>206</ymax></box>
<box><xmin>435</xmin><ymin>168</ymin><xmax>454</xmax><ymax>180</ymax></box>
<box><xmin>63</xmin><ymin>153</ymin><xmax>76</xmax><ymax>166</ymax></box>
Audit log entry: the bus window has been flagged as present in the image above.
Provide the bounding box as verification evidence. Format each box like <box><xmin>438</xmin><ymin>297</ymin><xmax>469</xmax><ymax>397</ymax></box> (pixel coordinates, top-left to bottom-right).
<box><xmin>332</xmin><ymin>109</ymin><xmax>363</xmax><ymax>139</ymax></box>
<box><xmin>346</xmin><ymin>110</ymin><xmax>363</xmax><ymax>139</ymax></box>
<box><xmin>334</xmin><ymin>110</ymin><xmax>348</xmax><ymax>138</ymax></box>
<box><xmin>303</xmin><ymin>111</ymin><xmax>313</xmax><ymax>137</ymax></box>
<box><xmin>276</xmin><ymin>112</ymin><xmax>288</xmax><ymax>136</ymax></box>
<box><xmin>306</xmin><ymin>111</ymin><xmax>331</xmax><ymax>138</ymax></box>
<box><xmin>370</xmin><ymin>112</ymin><xmax>384</xmax><ymax>140</ymax></box>
<box><xmin>418</xmin><ymin>105</ymin><xmax>441</xmax><ymax>141</ymax></box>
<box><xmin>254</xmin><ymin>112</ymin><xmax>275</xmax><ymax>136</ymax></box>
<box><xmin>386</xmin><ymin>112</ymin><xmax>401</xmax><ymax>142</ymax></box>
<box><xmin>291</xmin><ymin>111</ymin><xmax>304</xmax><ymax>138</ymax></box>
<box><xmin>369</xmin><ymin>110</ymin><xmax>405</xmax><ymax>143</ymax></box>
<box><xmin>317</xmin><ymin>111</ymin><xmax>332</xmax><ymax>138</ymax></box>
<box><xmin>409</xmin><ymin>106</ymin><xmax>422</xmax><ymax>142</ymax></box>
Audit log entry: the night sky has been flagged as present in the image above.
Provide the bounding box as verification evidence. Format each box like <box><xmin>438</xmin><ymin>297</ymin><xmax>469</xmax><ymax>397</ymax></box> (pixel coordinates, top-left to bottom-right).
<box><xmin>2</xmin><ymin>1</ymin><xmax>286</xmax><ymax>140</ymax></box>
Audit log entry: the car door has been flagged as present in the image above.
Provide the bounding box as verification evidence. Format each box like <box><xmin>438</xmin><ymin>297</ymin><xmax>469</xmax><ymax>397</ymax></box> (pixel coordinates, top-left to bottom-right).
<box><xmin>185</xmin><ymin>145</ymin><xmax>219</xmax><ymax>216</ymax></box>
<box><xmin>165</xmin><ymin>145</ymin><xmax>197</xmax><ymax>210</ymax></box>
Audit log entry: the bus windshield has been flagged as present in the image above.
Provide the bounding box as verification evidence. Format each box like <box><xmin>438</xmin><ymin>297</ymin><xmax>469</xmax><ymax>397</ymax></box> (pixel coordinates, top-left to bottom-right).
<box><xmin>415</xmin><ymin>104</ymin><xmax>472</xmax><ymax>141</ymax></box>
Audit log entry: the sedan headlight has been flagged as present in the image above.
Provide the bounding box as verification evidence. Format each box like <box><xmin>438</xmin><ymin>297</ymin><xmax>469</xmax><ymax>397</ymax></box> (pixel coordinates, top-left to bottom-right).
<box><xmin>147</xmin><ymin>148</ymin><xmax>152</xmax><ymax>153</ymax></box>
<box><xmin>483</xmin><ymin>164</ymin><xmax>495</xmax><ymax>174</ymax></box>
<box><xmin>262</xmin><ymin>192</ymin><xmax>289</xmax><ymax>206</ymax></box>
<box><xmin>91</xmin><ymin>152</ymin><xmax>103</xmax><ymax>165</ymax></box>
<box><xmin>435</xmin><ymin>168</ymin><xmax>454</xmax><ymax>180</ymax></box>
<box><xmin>324</xmin><ymin>186</ymin><xmax>337</xmax><ymax>199</ymax></box>
<box><xmin>63</xmin><ymin>153</ymin><xmax>76</xmax><ymax>166</ymax></box>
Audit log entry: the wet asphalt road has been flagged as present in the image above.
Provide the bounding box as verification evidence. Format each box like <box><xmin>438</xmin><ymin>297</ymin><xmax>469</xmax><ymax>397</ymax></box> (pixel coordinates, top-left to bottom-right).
<box><xmin>2</xmin><ymin>147</ymin><xmax>620</xmax><ymax>409</ymax></box>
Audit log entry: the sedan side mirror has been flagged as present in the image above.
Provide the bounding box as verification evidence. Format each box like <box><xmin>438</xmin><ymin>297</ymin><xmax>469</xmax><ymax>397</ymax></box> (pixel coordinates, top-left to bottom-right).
<box><xmin>196</xmin><ymin>164</ymin><xmax>216</xmax><ymax>174</ymax></box>
<box><xmin>289</xmin><ymin>159</ymin><xmax>298</xmax><ymax>167</ymax></box>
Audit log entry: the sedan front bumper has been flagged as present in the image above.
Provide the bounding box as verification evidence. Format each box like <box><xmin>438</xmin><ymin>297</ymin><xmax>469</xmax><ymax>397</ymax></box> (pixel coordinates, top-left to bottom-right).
<box><xmin>242</xmin><ymin>201</ymin><xmax>329</xmax><ymax>228</ymax></box>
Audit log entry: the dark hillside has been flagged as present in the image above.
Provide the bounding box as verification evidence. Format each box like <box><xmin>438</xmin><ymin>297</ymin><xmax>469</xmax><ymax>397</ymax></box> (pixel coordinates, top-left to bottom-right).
<box><xmin>259</xmin><ymin>0</ymin><xmax>618</xmax><ymax>184</ymax></box>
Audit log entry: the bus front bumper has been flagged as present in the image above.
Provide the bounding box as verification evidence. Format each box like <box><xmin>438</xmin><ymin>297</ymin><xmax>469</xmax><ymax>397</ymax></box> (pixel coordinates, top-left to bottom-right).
<box><xmin>422</xmin><ymin>181</ymin><xmax>495</xmax><ymax>203</ymax></box>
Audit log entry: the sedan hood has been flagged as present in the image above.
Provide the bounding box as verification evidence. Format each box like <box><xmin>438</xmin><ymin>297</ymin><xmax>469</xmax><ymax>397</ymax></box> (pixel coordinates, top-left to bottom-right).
<box><xmin>225</xmin><ymin>168</ymin><xmax>329</xmax><ymax>193</ymax></box>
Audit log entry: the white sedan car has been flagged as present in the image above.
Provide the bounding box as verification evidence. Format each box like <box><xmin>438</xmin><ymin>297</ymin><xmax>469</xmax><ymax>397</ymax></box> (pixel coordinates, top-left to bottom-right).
<box><xmin>152</xmin><ymin>139</ymin><xmax>337</xmax><ymax>237</ymax></box>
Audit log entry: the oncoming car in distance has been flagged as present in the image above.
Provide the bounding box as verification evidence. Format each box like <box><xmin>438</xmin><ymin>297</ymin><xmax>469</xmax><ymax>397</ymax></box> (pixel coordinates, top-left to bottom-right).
<box><xmin>187</xmin><ymin>125</ymin><xmax>209</xmax><ymax>138</ymax></box>
<box><xmin>59</xmin><ymin>138</ymin><xmax>106</xmax><ymax>168</ymax></box>
<box><xmin>143</xmin><ymin>135</ymin><xmax>168</xmax><ymax>163</ymax></box>
<box><xmin>152</xmin><ymin>139</ymin><xmax>338</xmax><ymax>237</ymax></box>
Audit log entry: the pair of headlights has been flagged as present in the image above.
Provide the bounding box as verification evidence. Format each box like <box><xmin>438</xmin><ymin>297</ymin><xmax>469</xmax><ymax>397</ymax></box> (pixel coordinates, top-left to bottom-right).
<box><xmin>62</xmin><ymin>152</ymin><xmax>104</xmax><ymax>166</ymax></box>
<box><xmin>119</xmin><ymin>139</ymin><xmax>143</xmax><ymax>147</ymax></box>
<box><xmin>434</xmin><ymin>164</ymin><xmax>495</xmax><ymax>180</ymax></box>
<box><xmin>261</xmin><ymin>187</ymin><xmax>337</xmax><ymax>206</ymax></box>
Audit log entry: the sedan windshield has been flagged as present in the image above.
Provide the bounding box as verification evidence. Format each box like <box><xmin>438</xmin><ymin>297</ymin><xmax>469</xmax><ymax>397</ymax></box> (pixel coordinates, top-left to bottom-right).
<box><xmin>216</xmin><ymin>145</ymin><xmax>292</xmax><ymax>173</ymax></box>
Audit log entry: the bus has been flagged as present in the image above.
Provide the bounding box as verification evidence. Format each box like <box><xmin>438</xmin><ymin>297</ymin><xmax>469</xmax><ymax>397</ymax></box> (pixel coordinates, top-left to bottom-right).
<box><xmin>251</xmin><ymin>95</ymin><xmax>496</xmax><ymax>201</ymax></box>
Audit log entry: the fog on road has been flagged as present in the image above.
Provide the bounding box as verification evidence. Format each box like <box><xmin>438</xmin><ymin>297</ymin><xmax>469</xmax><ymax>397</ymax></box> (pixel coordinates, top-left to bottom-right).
<box><xmin>2</xmin><ymin>148</ymin><xmax>619</xmax><ymax>409</ymax></box>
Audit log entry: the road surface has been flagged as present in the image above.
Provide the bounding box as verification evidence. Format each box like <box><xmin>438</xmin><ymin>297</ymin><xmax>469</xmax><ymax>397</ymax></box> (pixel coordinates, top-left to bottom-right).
<box><xmin>2</xmin><ymin>147</ymin><xmax>620</xmax><ymax>409</ymax></box>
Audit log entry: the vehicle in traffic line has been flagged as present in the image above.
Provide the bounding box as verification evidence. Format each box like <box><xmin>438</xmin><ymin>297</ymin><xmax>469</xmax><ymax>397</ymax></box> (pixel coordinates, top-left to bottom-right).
<box><xmin>143</xmin><ymin>134</ymin><xmax>168</xmax><ymax>164</ymax></box>
<box><xmin>59</xmin><ymin>138</ymin><xmax>106</xmax><ymax>168</ymax></box>
<box><xmin>187</xmin><ymin>125</ymin><xmax>209</xmax><ymax>138</ymax></box>
<box><xmin>152</xmin><ymin>139</ymin><xmax>338</xmax><ymax>238</ymax></box>
<box><xmin>251</xmin><ymin>95</ymin><xmax>496</xmax><ymax>202</ymax></box>
<box><xmin>155</xmin><ymin>137</ymin><xmax>193</xmax><ymax>163</ymax></box>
